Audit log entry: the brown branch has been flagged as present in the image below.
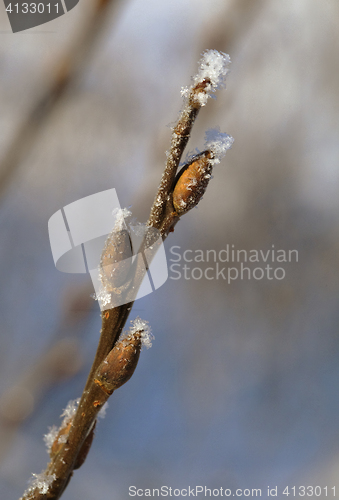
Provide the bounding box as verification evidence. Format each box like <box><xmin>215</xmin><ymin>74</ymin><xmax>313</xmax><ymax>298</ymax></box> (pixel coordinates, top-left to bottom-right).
<box><xmin>20</xmin><ymin>50</ymin><xmax>232</xmax><ymax>500</ymax></box>
<box><xmin>148</xmin><ymin>78</ymin><xmax>212</xmax><ymax>234</ymax></box>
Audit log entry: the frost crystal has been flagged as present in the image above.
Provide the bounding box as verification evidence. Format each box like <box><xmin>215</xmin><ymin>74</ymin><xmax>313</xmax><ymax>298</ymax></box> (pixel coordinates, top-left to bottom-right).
<box><xmin>205</xmin><ymin>128</ymin><xmax>234</xmax><ymax>164</ymax></box>
<box><xmin>123</xmin><ymin>317</ymin><xmax>154</xmax><ymax>349</ymax></box>
<box><xmin>43</xmin><ymin>399</ymin><xmax>79</xmax><ymax>456</ymax></box>
<box><xmin>194</xmin><ymin>49</ymin><xmax>231</xmax><ymax>90</ymax></box>
<box><xmin>180</xmin><ymin>86</ymin><xmax>190</xmax><ymax>98</ymax></box>
<box><xmin>98</xmin><ymin>402</ymin><xmax>109</xmax><ymax>419</ymax></box>
<box><xmin>112</xmin><ymin>207</ymin><xmax>132</xmax><ymax>232</ymax></box>
<box><xmin>94</xmin><ymin>289</ymin><xmax>111</xmax><ymax>308</ymax></box>
<box><xmin>192</xmin><ymin>50</ymin><xmax>231</xmax><ymax>105</ymax></box>
<box><xmin>60</xmin><ymin>397</ymin><xmax>80</xmax><ymax>428</ymax></box>
<box><xmin>43</xmin><ymin>425</ymin><xmax>58</xmax><ymax>453</ymax></box>
<box><xmin>22</xmin><ymin>471</ymin><xmax>56</xmax><ymax>497</ymax></box>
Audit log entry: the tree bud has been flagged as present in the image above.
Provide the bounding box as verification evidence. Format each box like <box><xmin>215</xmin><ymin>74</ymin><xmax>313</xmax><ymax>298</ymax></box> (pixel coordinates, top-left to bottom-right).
<box><xmin>172</xmin><ymin>151</ymin><xmax>213</xmax><ymax>215</ymax></box>
<box><xmin>100</xmin><ymin>229</ymin><xmax>133</xmax><ymax>290</ymax></box>
<box><xmin>94</xmin><ymin>332</ymin><xmax>142</xmax><ymax>395</ymax></box>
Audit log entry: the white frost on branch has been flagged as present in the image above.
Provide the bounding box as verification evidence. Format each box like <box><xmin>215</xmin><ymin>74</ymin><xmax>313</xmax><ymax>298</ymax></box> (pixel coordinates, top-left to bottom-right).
<box><xmin>194</xmin><ymin>49</ymin><xmax>231</xmax><ymax>89</ymax></box>
<box><xmin>30</xmin><ymin>472</ymin><xmax>56</xmax><ymax>494</ymax></box>
<box><xmin>112</xmin><ymin>207</ymin><xmax>132</xmax><ymax>232</ymax></box>
<box><xmin>43</xmin><ymin>398</ymin><xmax>80</xmax><ymax>455</ymax></box>
<box><xmin>43</xmin><ymin>425</ymin><xmax>58</xmax><ymax>454</ymax></box>
<box><xmin>205</xmin><ymin>127</ymin><xmax>234</xmax><ymax>164</ymax></box>
<box><xmin>180</xmin><ymin>86</ymin><xmax>190</xmax><ymax>98</ymax></box>
<box><xmin>93</xmin><ymin>289</ymin><xmax>111</xmax><ymax>308</ymax></box>
<box><xmin>98</xmin><ymin>402</ymin><xmax>109</xmax><ymax>419</ymax></box>
<box><xmin>121</xmin><ymin>317</ymin><xmax>154</xmax><ymax>349</ymax></box>
<box><xmin>193</xmin><ymin>49</ymin><xmax>231</xmax><ymax>106</ymax></box>
<box><xmin>60</xmin><ymin>397</ymin><xmax>80</xmax><ymax>428</ymax></box>
<box><xmin>21</xmin><ymin>471</ymin><xmax>56</xmax><ymax>498</ymax></box>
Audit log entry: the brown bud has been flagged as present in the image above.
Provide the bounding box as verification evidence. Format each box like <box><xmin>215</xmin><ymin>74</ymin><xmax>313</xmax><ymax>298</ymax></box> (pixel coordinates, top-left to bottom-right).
<box><xmin>173</xmin><ymin>151</ymin><xmax>213</xmax><ymax>215</ymax></box>
<box><xmin>100</xmin><ymin>229</ymin><xmax>133</xmax><ymax>290</ymax></box>
<box><xmin>50</xmin><ymin>421</ymin><xmax>72</xmax><ymax>457</ymax></box>
<box><xmin>94</xmin><ymin>332</ymin><xmax>142</xmax><ymax>395</ymax></box>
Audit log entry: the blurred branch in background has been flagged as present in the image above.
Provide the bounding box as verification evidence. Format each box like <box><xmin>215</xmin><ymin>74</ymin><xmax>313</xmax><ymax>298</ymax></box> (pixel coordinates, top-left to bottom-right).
<box><xmin>0</xmin><ymin>284</ymin><xmax>93</xmax><ymax>464</ymax></box>
<box><xmin>0</xmin><ymin>0</ymin><xmax>124</xmax><ymax>200</ymax></box>
<box><xmin>202</xmin><ymin>0</ymin><xmax>268</xmax><ymax>53</ymax></box>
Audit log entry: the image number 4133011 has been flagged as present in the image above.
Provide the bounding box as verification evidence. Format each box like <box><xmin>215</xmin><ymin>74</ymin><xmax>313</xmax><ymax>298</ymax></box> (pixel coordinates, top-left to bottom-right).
<box><xmin>3</xmin><ymin>0</ymin><xmax>79</xmax><ymax>33</ymax></box>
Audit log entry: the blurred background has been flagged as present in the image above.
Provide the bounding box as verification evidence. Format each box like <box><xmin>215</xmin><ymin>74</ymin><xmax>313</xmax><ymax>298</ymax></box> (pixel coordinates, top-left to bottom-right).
<box><xmin>1</xmin><ymin>0</ymin><xmax>339</xmax><ymax>498</ymax></box>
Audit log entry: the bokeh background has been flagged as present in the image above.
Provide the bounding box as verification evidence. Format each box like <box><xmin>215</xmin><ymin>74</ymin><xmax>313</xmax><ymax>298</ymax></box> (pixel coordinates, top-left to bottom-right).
<box><xmin>1</xmin><ymin>0</ymin><xmax>339</xmax><ymax>498</ymax></box>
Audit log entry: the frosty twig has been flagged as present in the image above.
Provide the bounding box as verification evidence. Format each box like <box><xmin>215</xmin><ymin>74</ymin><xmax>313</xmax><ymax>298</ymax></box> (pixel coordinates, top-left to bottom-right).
<box><xmin>20</xmin><ymin>49</ymin><xmax>233</xmax><ymax>500</ymax></box>
<box><xmin>148</xmin><ymin>50</ymin><xmax>232</xmax><ymax>237</ymax></box>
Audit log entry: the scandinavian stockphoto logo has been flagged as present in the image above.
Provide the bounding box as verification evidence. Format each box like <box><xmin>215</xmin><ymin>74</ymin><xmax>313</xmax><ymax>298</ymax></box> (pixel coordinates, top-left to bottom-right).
<box><xmin>3</xmin><ymin>0</ymin><xmax>79</xmax><ymax>33</ymax></box>
<box><xmin>48</xmin><ymin>188</ymin><xmax>168</xmax><ymax>311</ymax></box>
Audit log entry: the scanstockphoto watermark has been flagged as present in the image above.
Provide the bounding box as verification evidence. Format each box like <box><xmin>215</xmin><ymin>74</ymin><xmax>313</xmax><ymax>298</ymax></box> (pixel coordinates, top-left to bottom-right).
<box><xmin>169</xmin><ymin>245</ymin><xmax>298</xmax><ymax>283</ymax></box>
<box><xmin>129</xmin><ymin>485</ymin><xmax>263</xmax><ymax>497</ymax></box>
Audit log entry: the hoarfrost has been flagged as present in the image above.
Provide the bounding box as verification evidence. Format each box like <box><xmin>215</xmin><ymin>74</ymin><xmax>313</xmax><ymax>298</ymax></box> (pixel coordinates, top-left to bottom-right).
<box><xmin>181</xmin><ymin>147</ymin><xmax>201</xmax><ymax>166</ymax></box>
<box><xmin>123</xmin><ymin>317</ymin><xmax>154</xmax><ymax>349</ymax></box>
<box><xmin>93</xmin><ymin>289</ymin><xmax>111</xmax><ymax>308</ymax></box>
<box><xmin>180</xmin><ymin>86</ymin><xmax>190</xmax><ymax>98</ymax></box>
<box><xmin>112</xmin><ymin>207</ymin><xmax>132</xmax><ymax>232</ymax></box>
<box><xmin>43</xmin><ymin>398</ymin><xmax>80</xmax><ymax>456</ymax></box>
<box><xmin>43</xmin><ymin>425</ymin><xmax>58</xmax><ymax>453</ymax></box>
<box><xmin>60</xmin><ymin>397</ymin><xmax>80</xmax><ymax>428</ymax></box>
<box><xmin>98</xmin><ymin>402</ymin><xmax>109</xmax><ymax>419</ymax></box>
<box><xmin>192</xmin><ymin>49</ymin><xmax>231</xmax><ymax>105</ymax></box>
<box><xmin>22</xmin><ymin>471</ymin><xmax>56</xmax><ymax>496</ymax></box>
<box><xmin>205</xmin><ymin>127</ymin><xmax>234</xmax><ymax>164</ymax></box>
<box><xmin>194</xmin><ymin>49</ymin><xmax>231</xmax><ymax>91</ymax></box>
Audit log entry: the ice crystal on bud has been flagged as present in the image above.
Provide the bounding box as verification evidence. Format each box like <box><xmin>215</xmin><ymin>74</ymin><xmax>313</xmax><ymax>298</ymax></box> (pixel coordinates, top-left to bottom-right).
<box><xmin>60</xmin><ymin>398</ymin><xmax>80</xmax><ymax>428</ymax></box>
<box><xmin>98</xmin><ymin>402</ymin><xmax>109</xmax><ymax>419</ymax></box>
<box><xmin>94</xmin><ymin>317</ymin><xmax>152</xmax><ymax>393</ymax></box>
<box><xmin>205</xmin><ymin>128</ymin><xmax>234</xmax><ymax>164</ymax></box>
<box><xmin>43</xmin><ymin>425</ymin><xmax>58</xmax><ymax>453</ymax></box>
<box><xmin>180</xmin><ymin>86</ymin><xmax>190</xmax><ymax>98</ymax></box>
<box><xmin>94</xmin><ymin>289</ymin><xmax>111</xmax><ymax>308</ymax></box>
<box><xmin>123</xmin><ymin>317</ymin><xmax>154</xmax><ymax>349</ymax></box>
<box><xmin>42</xmin><ymin>399</ymin><xmax>79</xmax><ymax>457</ymax></box>
<box><xmin>194</xmin><ymin>50</ymin><xmax>231</xmax><ymax>91</ymax></box>
<box><xmin>112</xmin><ymin>207</ymin><xmax>132</xmax><ymax>232</ymax></box>
<box><xmin>190</xmin><ymin>50</ymin><xmax>231</xmax><ymax>106</ymax></box>
<box><xmin>22</xmin><ymin>471</ymin><xmax>56</xmax><ymax>496</ymax></box>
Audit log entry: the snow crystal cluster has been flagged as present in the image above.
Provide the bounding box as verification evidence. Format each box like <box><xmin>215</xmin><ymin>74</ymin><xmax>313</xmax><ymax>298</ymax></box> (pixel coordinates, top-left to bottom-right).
<box><xmin>122</xmin><ymin>317</ymin><xmax>154</xmax><ymax>350</ymax></box>
<box><xmin>186</xmin><ymin>49</ymin><xmax>231</xmax><ymax>106</ymax></box>
<box><xmin>194</xmin><ymin>49</ymin><xmax>230</xmax><ymax>88</ymax></box>
<box><xmin>21</xmin><ymin>472</ymin><xmax>56</xmax><ymax>498</ymax></box>
<box><xmin>112</xmin><ymin>207</ymin><xmax>132</xmax><ymax>232</ymax></box>
<box><xmin>30</xmin><ymin>472</ymin><xmax>56</xmax><ymax>494</ymax></box>
<box><xmin>98</xmin><ymin>401</ymin><xmax>109</xmax><ymax>419</ymax></box>
<box><xmin>60</xmin><ymin>397</ymin><xmax>80</xmax><ymax>427</ymax></box>
<box><xmin>43</xmin><ymin>425</ymin><xmax>59</xmax><ymax>453</ymax></box>
<box><xmin>43</xmin><ymin>398</ymin><xmax>80</xmax><ymax>454</ymax></box>
<box><xmin>93</xmin><ymin>288</ymin><xmax>111</xmax><ymax>308</ymax></box>
<box><xmin>205</xmin><ymin>128</ymin><xmax>234</xmax><ymax>164</ymax></box>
